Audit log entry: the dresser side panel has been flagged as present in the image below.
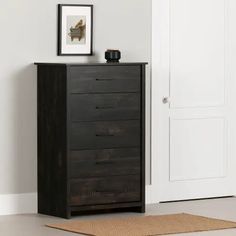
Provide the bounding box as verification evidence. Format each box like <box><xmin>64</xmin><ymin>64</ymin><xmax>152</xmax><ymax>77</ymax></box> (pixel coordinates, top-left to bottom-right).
<box><xmin>37</xmin><ymin>65</ymin><xmax>68</xmax><ymax>218</ymax></box>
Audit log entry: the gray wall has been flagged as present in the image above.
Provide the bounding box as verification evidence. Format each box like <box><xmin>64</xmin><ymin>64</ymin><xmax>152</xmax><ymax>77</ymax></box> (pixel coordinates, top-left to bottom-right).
<box><xmin>0</xmin><ymin>0</ymin><xmax>151</xmax><ymax>194</ymax></box>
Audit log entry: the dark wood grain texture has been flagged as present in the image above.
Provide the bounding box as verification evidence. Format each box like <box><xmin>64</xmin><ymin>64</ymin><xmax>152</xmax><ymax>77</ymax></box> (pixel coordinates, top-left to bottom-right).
<box><xmin>70</xmin><ymin>202</ymin><xmax>142</xmax><ymax>213</ymax></box>
<box><xmin>70</xmin><ymin>93</ymin><xmax>140</xmax><ymax>121</ymax></box>
<box><xmin>69</xmin><ymin>148</ymin><xmax>141</xmax><ymax>178</ymax></box>
<box><xmin>69</xmin><ymin>66</ymin><xmax>141</xmax><ymax>93</ymax></box>
<box><xmin>70</xmin><ymin>175</ymin><xmax>141</xmax><ymax>206</ymax></box>
<box><xmin>37</xmin><ymin>65</ymin><xmax>69</xmax><ymax>218</ymax></box>
<box><xmin>141</xmin><ymin>64</ymin><xmax>146</xmax><ymax>213</ymax></box>
<box><xmin>70</xmin><ymin>120</ymin><xmax>140</xmax><ymax>150</ymax></box>
<box><xmin>35</xmin><ymin>62</ymin><xmax>148</xmax><ymax>66</ymax></box>
<box><xmin>36</xmin><ymin>63</ymin><xmax>147</xmax><ymax>218</ymax></box>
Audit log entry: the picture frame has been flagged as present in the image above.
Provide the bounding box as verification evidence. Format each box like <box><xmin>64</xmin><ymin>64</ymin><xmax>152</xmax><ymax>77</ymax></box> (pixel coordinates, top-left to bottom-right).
<box><xmin>58</xmin><ymin>4</ymin><xmax>93</xmax><ymax>56</ymax></box>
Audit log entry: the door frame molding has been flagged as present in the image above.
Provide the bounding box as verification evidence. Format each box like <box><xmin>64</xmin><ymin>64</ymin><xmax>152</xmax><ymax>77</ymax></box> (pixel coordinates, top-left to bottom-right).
<box><xmin>149</xmin><ymin>0</ymin><xmax>166</xmax><ymax>203</ymax></box>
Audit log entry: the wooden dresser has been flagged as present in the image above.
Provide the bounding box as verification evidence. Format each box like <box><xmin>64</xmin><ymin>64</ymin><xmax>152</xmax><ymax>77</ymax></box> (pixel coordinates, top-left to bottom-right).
<box><xmin>35</xmin><ymin>62</ymin><xmax>147</xmax><ymax>218</ymax></box>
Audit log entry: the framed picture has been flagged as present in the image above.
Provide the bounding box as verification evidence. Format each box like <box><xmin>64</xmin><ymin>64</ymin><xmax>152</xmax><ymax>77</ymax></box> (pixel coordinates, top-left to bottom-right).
<box><xmin>58</xmin><ymin>4</ymin><xmax>93</xmax><ymax>56</ymax></box>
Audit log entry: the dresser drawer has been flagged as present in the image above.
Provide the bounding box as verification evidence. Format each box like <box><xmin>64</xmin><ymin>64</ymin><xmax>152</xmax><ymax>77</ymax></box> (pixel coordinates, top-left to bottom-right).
<box><xmin>69</xmin><ymin>175</ymin><xmax>141</xmax><ymax>206</ymax></box>
<box><xmin>69</xmin><ymin>148</ymin><xmax>140</xmax><ymax>178</ymax></box>
<box><xmin>69</xmin><ymin>66</ymin><xmax>140</xmax><ymax>93</ymax></box>
<box><xmin>70</xmin><ymin>93</ymin><xmax>140</xmax><ymax>121</ymax></box>
<box><xmin>70</xmin><ymin>120</ymin><xmax>140</xmax><ymax>150</ymax></box>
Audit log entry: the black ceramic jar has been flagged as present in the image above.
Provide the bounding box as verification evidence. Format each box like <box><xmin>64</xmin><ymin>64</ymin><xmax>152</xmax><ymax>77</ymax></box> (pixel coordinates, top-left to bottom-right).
<box><xmin>105</xmin><ymin>49</ymin><xmax>121</xmax><ymax>63</ymax></box>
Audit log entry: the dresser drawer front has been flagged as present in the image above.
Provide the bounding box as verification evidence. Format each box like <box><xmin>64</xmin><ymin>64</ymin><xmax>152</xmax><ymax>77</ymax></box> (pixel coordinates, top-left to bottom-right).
<box><xmin>70</xmin><ymin>93</ymin><xmax>140</xmax><ymax>121</ymax></box>
<box><xmin>69</xmin><ymin>175</ymin><xmax>141</xmax><ymax>206</ymax></box>
<box><xmin>69</xmin><ymin>148</ymin><xmax>140</xmax><ymax>178</ymax></box>
<box><xmin>69</xmin><ymin>66</ymin><xmax>141</xmax><ymax>93</ymax></box>
<box><xmin>70</xmin><ymin>120</ymin><xmax>140</xmax><ymax>150</ymax></box>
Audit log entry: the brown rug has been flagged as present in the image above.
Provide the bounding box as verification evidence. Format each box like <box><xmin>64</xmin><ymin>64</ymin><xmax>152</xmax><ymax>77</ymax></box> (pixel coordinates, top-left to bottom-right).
<box><xmin>47</xmin><ymin>213</ymin><xmax>236</xmax><ymax>236</ymax></box>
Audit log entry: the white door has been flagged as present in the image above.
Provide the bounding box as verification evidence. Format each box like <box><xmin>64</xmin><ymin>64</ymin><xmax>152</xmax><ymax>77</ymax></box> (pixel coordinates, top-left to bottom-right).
<box><xmin>152</xmin><ymin>0</ymin><xmax>236</xmax><ymax>202</ymax></box>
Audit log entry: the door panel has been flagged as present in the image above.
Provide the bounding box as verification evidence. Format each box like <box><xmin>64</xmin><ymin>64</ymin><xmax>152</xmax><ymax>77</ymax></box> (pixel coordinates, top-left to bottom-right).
<box><xmin>170</xmin><ymin>117</ymin><xmax>226</xmax><ymax>181</ymax></box>
<box><xmin>170</xmin><ymin>0</ymin><xmax>225</xmax><ymax>108</ymax></box>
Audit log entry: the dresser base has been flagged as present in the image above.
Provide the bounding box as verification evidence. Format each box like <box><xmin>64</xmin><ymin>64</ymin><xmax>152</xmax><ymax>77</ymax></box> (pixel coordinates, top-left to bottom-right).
<box><xmin>39</xmin><ymin>203</ymin><xmax>145</xmax><ymax>219</ymax></box>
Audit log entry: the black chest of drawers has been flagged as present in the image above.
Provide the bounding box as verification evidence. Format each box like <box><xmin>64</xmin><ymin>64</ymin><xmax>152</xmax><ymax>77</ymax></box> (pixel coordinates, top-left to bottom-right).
<box><xmin>35</xmin><ymin>62</ymin><xmax>147</xmax><ymax>218</ymax></box>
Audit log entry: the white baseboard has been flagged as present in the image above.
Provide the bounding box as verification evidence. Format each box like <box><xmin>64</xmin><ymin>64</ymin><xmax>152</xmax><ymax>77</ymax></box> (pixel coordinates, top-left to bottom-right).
<box><xmin>0</xmin><ymin>188</ymin><xmax>154</xmax><ymax>216</ymax></box>
<box><xmin>146</xmin><ymin>185</ymin><xmax>156</xmax><ymax>204</ymax></box>
<box><xmin>0</xmin><ymin>193</ymin><xmax>37</xmax><ymax>216</ymax></box>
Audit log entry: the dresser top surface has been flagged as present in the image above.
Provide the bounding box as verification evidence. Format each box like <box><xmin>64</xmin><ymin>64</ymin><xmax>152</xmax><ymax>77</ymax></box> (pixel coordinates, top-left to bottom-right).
<box><xmin>34</xmin><ymin>62</ymin><xmax>148</xmax><ymax>66</ymax></box>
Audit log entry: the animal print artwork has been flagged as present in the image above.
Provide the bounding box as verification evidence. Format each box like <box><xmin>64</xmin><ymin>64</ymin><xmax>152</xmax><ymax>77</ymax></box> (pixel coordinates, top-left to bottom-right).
<box><xmin>67</xmin><ymin>16</ymin><xmax>86</xmax><ymax>45</ymax></box>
